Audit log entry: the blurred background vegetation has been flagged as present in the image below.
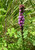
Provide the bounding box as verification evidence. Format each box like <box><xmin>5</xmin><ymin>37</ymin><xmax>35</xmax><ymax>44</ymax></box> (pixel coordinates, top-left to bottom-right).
<box><xmin>0</xmin><ymin>0</ymin><xmax>35</xmax><ymax>50</ymax></box>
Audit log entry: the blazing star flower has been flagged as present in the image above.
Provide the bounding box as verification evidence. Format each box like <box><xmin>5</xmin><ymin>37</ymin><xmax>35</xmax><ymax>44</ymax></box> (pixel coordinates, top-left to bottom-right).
<box><xmin>18</xmin><ymin>5</ymin><xmax>24</xmax><ymax>26</ymax></box>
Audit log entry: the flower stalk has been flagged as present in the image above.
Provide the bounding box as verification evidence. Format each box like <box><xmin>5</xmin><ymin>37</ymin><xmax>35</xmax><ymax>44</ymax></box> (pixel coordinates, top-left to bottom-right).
<box><xmin>18</xmin><ymin>4</ymin><xmax>24</xmax><ymax>39</ymax></box>
<box><xmin>18</xmin><ymin>4</ymin><xmax>25</xmax><ymax>48</ymax></box>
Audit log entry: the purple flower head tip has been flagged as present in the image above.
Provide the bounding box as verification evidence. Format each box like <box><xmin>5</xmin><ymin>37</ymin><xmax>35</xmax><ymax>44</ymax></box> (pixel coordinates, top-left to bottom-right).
<box><xmin>19</xmin><ymin>4</ymin><xmax>24</xmax><ymax>9</ymax></box>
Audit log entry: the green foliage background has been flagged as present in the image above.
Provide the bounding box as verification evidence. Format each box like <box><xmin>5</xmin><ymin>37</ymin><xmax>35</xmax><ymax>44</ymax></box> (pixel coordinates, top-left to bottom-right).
<box><xmin>0</xmin><ymin>0</ymin><xmax>35</xmax><ymax>50</ymax></box>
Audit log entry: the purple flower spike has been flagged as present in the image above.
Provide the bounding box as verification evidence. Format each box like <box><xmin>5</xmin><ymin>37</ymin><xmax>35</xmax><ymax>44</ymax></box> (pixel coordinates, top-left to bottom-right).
<box><xmin>18</xmin><ymin>4</ymin><xmax>24</xmax><ymax>27</ymax></box>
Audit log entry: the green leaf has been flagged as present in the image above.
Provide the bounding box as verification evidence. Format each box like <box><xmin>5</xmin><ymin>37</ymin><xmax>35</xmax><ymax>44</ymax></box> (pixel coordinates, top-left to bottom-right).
<box><xmin>24</xmin><ymin>30</ymin><xmax>28</xmax><ymax>35</ymax></box>
<box><xmin>14</xmin><ymin>34</ymin><xmax>17</xmax><ymax>38</ymax></box>
<box><xmin>7</xmin><ymin>28</ymin><xmax>15</xmax><ymax>37</ymax></box>
<box><xmin>24</xmin><ymin>30</ymin><xmax>28</xmax><ymax>38</ymax></box>
<box><xmin>9</xmin><ymin>33</ymin><xmax>13</xmax><ymax>37</ymax></box>
<box><xmin>0</xmin><ymin>43</ymin><xmax>3</xmax><ymax>47</ymax></box>
<box><xmin>4</xmin><ymin>43</ymin><xmax>7</xmax><ymax>46</ymax></box>
<box><xmin>8</xmin><ymin>29</ymin><xmax>10</xmax><ymax>32</ymax></box>
<box><xmin>3</xmin><ymin>47</ymin><xmax>8</xmax><ymax>50</ymax></box>
<box><xmin>0</xmin><ymin>25</ymin><xmax>3</xmax><ymax>31</ymax></box>
<box><xmin>11</xmin><ymin>28</ymin><xmax>15</xmax><ymax>34</ymax></box>
<box><xmin>0</xmin><ymin>8</ymin><xmax>6</xmax><ymax>12</ymax></box>
<box><xmin>24</xmin><ymin>35</ymin><xmax>27</xmax><ymax>38</ymax></box>
<box><xmin>33</xmin><ymin>41</ymin><xmax>35</xmax><ymax>46</ymax></box>
<box><xmin>11</xmin><ymin>28</ymin><xmax>15</xmax><ymax>32</ymax></box>
<box><xmin>31</xmin><ymin>31</ymin><xmax>35</xmax><ymax>36</ymax></box>
<box><xmin>0</xmin><ymin>48</ymin><xmax>2</xmax><ymax>50</ymax></box>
